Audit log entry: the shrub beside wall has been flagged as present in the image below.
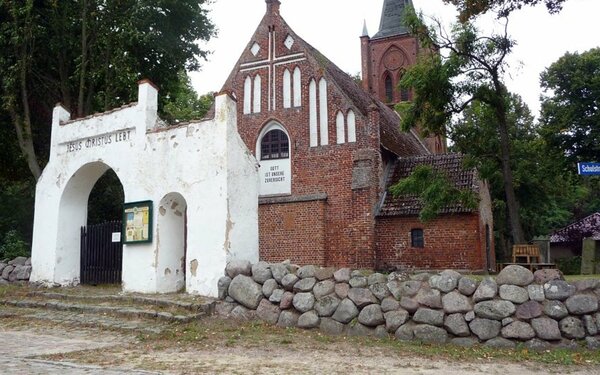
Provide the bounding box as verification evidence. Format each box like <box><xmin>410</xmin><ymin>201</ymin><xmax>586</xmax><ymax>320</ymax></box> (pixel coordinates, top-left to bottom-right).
<box><xmin>217</xmin><ymin>261</ymin><xmax>600</xmax><ymax>350</ymax></box>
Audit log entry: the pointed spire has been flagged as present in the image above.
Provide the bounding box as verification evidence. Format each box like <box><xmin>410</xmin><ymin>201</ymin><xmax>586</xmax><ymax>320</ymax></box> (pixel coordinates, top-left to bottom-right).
<box><xmin>373</xmin><ymin>0</ymin><xmax>412</xmax><ymax>39</ymax></box>
<box><xmin>362</xmin><ymin>19</ymin><xmax>369</xmax><ymax>37</ymax></box>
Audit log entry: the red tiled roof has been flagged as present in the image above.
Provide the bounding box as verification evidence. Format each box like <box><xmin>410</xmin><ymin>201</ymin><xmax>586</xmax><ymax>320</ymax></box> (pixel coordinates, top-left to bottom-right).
<box><xmin>378</xmin><ymin>153</ymin><xmax>479</xmax><ymax>217</ymax></box>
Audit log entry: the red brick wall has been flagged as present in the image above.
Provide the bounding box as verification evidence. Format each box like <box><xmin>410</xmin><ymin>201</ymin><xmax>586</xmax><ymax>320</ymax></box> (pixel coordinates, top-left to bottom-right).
<box><xmin>375</xmin><ymin>214</ymin><xmax>488</xmax><ymax>271</ymax></box>
<box><xmin>258</xmin><ymin>200</ymin><xmax>326</xmax><ymax>265</ymax></box>
<box><xmin>222</xmin><ymin>8</ymin><xmax>382</xmax><ymax>268</ymax></box>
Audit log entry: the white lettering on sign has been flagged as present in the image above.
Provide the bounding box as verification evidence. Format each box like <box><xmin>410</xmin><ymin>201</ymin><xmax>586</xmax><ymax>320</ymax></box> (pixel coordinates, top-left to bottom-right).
<box><xmin>66</xmin><ymin>130</ymin><xmax>132</xmax><ymax>153</ymax></box>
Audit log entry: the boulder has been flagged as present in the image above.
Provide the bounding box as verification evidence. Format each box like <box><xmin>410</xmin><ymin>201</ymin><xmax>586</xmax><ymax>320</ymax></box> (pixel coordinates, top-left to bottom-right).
<box><xmin>533</xmin><ymin>268</ymin><xmax>564</xmax><ymax>284</ymax></box>
<box><xmin>293</xmin><ymin>277</ymin><xmax>317</xmax><ymax>293</ymax></box>
<box><xmin>559</xmin><ymin>316</ymin><xmax>585</xmax><ymax>339</ymax></box>
<box><xmin>458</xmin><ymin>277</ymin><xmax>478</xmax><ymax>296</ymax></box>
<box><xmin>515</xmin><ymin>300</ymin><xmax>543</xmax><ymax>320</ymax></box>
<box><xmin>358</xmin><ymin>304</ymin><xmax>385</xmax><ymax>327</ymax></box>
<box><xmin>313</xmin><ymin>280</ymin><xmax>335</xmax><ymax>299</ymax></box>
<box><xmin>543</xmin><ymin>300</ymin><xmax>568</xmax><ymax>319</ymax></box>
<box><xmin>527</xmin><ymin>284</ymin><xmax>545</xmax><ymax>302</ymax></box>
<box><xmin>0</xmin><ymin>263</ymin><xmax>6</xmax><ymax>274</ymax></box>
<box><xmin>586</xmin><ymin>337</ymin><xmax>600</xmax><ymax>350</ymax></box>
<box><xmin>381</xmin><ymin>296</ymin><xmax>401</xmax><ymax>312</ymax></box>
<box><xmin>384</xmin><ymin>309</ymin><xmax>409</xmax><ymax>332</ymax></box>
<box><xmin>565</xmin><ymin>294</ymin><xmax>598</xmax><ymax>315</ymax></box>
<box><xmin>297</xmin><ymin>265</ymin><xmax>316</xmax><ymax>279</ymax></box>
<box><xmin>395</xmin><ymin>322</ymin><xmax>416</xmax><ymax>341</ymax></box>
<box><xmin>320</xmin><ymin>318</ymin><xmax>345</xmax><ymax>335</ymax></box>
<box><xmin>228</xmin><ymin>275</ymin><xmax>263</xmax><ymax>309</ymax></box>
<box><xmin>501</xmin><ymin>321</ymin><xmax>535</xmax><ymax>340</ymax></box>
<box><xmin>262</xmin><ymin>279</ymin><xmax>278</xmax><ymax>298</ymax></box>
<box><xmin>269</xmin><ymin>289</ymin><xmax>285</xmax><ymax>304</ymax></box>
<box><xmin>334</xmin><ymin>283</ymin><xmax>350</xmax><ymax>299</ymax></box>
<box><xmin>15</xmin><ymin>266</ymin><xmax>31</xmax><ymax>280</ymax></box>
<box><xmin>413</xmin><ymin>324</ymin><xmax>448</xmax><ymax>343</ymax></box>
<box><xmin>415</xmin><ymin>288</ymin><xmax>442</xmax><ymax>309</ymax></box>
<box><xmin>333</xmin><ymin>268</ymin><xmax>351</xmax><ymax>282</ymax></box>
<box><xmin>25</xmin><ymin>257</ymin><xmax>31</xmax><ymax>266</ymax></box>
<box><xmin>368</xmin><ymin>273</ymin><xmax>388</xmax><ymax>285</ymax></box>
<box><xmin>217</xmin><ymin>276</ymin><xmax>232</xmax><ymax>300</ymax></box>
<box><xmin>349</xmin><ymin>276</ymin><xmax>367</xmax><ymax>288</ymax></box>
<box><xmin>387</xmin><ymin>280</ymin><xmax>403</xmax><ymax>300</ymax></box>
<box><xmin>225</xmin><ymin>260</ymin><xmax>252</xmax><ymax>279</ymax></box>
<box><xmin>442</xmin><ymin>291</ymin><xmax>473</xmax><ymax>314</ymax></box>
<box><xmin>8</xmin><ymin>256</ymin><xmax>27</xmax><ymax>266</ymax></box>
<box><xmin>8</xmin><ymin>267</ymin><xmax>19</xmax><ymax>282</ymax></box>
<box><xmin>375</xmin><ymin>325</ymin><xmax>389</xmax><ymax>339</ymax></box>
<box><xmin>496</xmin><ymin>265</ymin><xmax>534</xmax><ymax>286</ymax></box>
<box><xmin>1</xmin><ymin>265</ymin><xmax>14</xmax><ymax>280</ymax></box>
<box><xmin>469</xmin><ymin>318</ymin><xmax>501</xmax><ymax>340</ymax></box>
<box><xmin>331</xmin><ymin>298</ymin><xmax>359</xmax><ymax>324</ymax></box>
<box><xmin>256</xmin><ymin>299</ymin><xmax>281</xmax><ymax>324</ymax></box>
<box><xmin>346</xmin><ymin>323</ymin><xmax>375</xmax><ymax>337</ymax></box>
<box><xmin>410</xmin><ymin>273</ymin><xmax>432</xmax><ymax>282</ymax></box>
<box><xmin>400</xmin><ymin>280</ymin><xmax>422</xmax><ymax>297</ymax></box>
<box><xmin>347</xmin><ymin>288</ymin><xmax>378</xmax><ymax>308</ymax></box>
<box><xmin>574</xmin><ymin>279</ymin><xmax>600</xmax><ymax>292</ymax></box>
<box><xmin>215</xmin><ymin>301</ymin><xmax>236</xmax><ymax>316</ymax></box>
<box><xmin>399</xmin><ymin>297</ymin><xmax>419</xmax><ymax>313</ymax></box>
<box><xmin>230</xmin><ymin>305</ymin><xmax>255</xmax><ymax>321</ymax></box>
<box><xmin>474</xmin><ymin>300</ymin><xmax>516</xmax><ymax>320</ymax></box>
<box><xmin>298</xmin><ymin>311</ymin><xmax>320</xmax><ymax>329</ymax></box>
<box><xmin>314</xmin><ymin>267</ymin><xmax>335</xmax><ymax>281</ymax></box>
<box><xmin>369</xmin><ymin>283</ymin><xmax>391</xmax><ymax>301</ymax></box>
<box><xmin>281</xmin><ymin>273</ymin><xmax>299</xmax><ymax>291</ymax></box>
<box><xmin>270</xmin><ymin>263</ymin><xmax>289</xmax><ymax>283</ymax></box>
<box><xmin>525</xmin><ymin>338</ymin><xmax>551</xmax><ymax>351</ymax></box>
<box><xmin>413</xmin><ymin>308</ymin><xmax>444</xmax><ymax>327</ymax></box>
<box><xmin>501</xmin><ymin>317</ymin><xmax>514</xmax><ymax>326</ymax></box>
<box><xmin>499</xmin><ymin>285</ymin><xmax>529</xmax><ymax>304</ymax></box>
<box><xmin>279</xmin><ymin>291</ymin><xmax>294</xmax><ymax>309</ymax></box>
<box><xmin>435</xmin><ymin>270</ymin><xmax>462</xmax><ymax>293</ymax></box>
<box><xmin>465</xmin><ymin>311</ymin><xmax>475</xmax><ymax>322</ymax></box>
<box><xmin>544</xmin><ymin>280</ymin><xmax>576</xmax><ymax>301</ymax></box>
<box><xmin>292</xmin><ymin>292</ymin><xmax>315</xmax><ymax>313</ymax></box>
<box><xmin>314</xmin><ymin>294</ymin><xmax>340</xmax><ymax>317</ymax></box>
<box><xmin>583</xmin><ymin>315</ymin><xmax>598</xmax><ymax>336</ymax></box>
<box><xmin>485</xmin><ymin>337</ymin><xmax>516</xmax><ymax>349</ymax></box>
<box><xmin>277</xmin><ymin>310</ymin><xmax>300</xmax><ymax>327</ymax></box>
<box><xmin>444</xmin><ymin>313</ymin><xmax>470</xmax><ymax>337</ymax></box>
<box><xmin>251</xmin><ymin>262</ymin><xmax>273</xmax><ymax>284</ymax></box>
<box><xmin>472</xmin><ymin>278</ymin><xmax>498</xmax><ymax>302</ymax></box>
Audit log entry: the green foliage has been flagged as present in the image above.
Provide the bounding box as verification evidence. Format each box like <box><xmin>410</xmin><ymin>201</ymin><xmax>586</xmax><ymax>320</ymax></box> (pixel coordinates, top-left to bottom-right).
<box><xmin>389</xmin><ymin>165</ymin><xmax>477</xmax><ymax>222</ymax></box>
<box><xmin>540</xmin><ymin>48</ymin><xmax>600</xmax><ymax>164</ymax></box>
<box><xmin>0</xmin><ymin>230</ymin><xmax>30</xmax><ymax>260</ymax></box>
<box><xmin>162</xmin><ymin>72</ymin><xmax>214</xmax><ymax>123</ymax></box>
<box><xmin>87</xmin><ymin>170</ymin><xmax>124</xmax><ymax>225</ymax></box>
<box><xmin>443</xmin><ymin>0</ymin><xmax>567</xmax><ymax>21</ymax></box>
<box><xmin>555</xmin><ymin>256</ymin><xmax>582</xmax><ymax>275</ymax></box>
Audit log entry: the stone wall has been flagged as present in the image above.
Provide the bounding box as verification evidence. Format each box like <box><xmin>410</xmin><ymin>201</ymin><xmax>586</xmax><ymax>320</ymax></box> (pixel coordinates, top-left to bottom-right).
<box><xmin>0</xmin><ymin>257</ymin><xmax>32</xmax><ymax>284</ymax></box>
<box><xmin>218</xmin><ymin>262</ymin><xmax>600</xmax><ymax>350</ymax></box>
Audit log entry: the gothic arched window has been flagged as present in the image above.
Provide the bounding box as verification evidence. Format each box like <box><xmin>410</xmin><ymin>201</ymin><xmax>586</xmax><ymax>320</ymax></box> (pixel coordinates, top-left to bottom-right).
<box><xmin>384</xmin><ymin>74</ymin><xmax>393</xmax><ymax>103</ymax></box>
<box><xmin>260</xmin><ymin>129</ymin><xmax>289</xmax><ymax>160</ymax></box>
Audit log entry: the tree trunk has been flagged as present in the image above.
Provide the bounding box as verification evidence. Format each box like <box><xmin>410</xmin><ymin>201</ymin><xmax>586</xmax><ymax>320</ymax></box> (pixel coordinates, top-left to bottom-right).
<box><xmin>77</xmin><ymin>0</ymin><xmax>89</xmax><ymax>117</ymax></box>
<box><xmin>494</xmin><ymin>81</ymin><xmax>525</xmax><ymax>245</ymax></box>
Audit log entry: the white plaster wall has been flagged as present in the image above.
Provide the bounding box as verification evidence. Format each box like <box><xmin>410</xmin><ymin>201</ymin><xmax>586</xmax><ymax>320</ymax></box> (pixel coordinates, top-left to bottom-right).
<box><xmin>31</xmin><ymin>82</ymin><xmax>259</xmax><ymax>297</ymax></box>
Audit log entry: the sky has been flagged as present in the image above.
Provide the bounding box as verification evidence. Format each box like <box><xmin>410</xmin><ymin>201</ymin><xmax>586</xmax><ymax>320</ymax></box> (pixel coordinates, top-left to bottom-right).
<box><xmin>190</xmin><ymin>0</ymin><xmax>600</xmax><ymax>118</ymax></box>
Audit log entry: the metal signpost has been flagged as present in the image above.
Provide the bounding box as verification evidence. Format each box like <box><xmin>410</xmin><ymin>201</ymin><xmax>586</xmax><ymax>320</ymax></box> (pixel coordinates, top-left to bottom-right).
<box><xmin>578</xmin><ymin>162</ymin><xmax>600</xmax><ymax>176</ymax></box>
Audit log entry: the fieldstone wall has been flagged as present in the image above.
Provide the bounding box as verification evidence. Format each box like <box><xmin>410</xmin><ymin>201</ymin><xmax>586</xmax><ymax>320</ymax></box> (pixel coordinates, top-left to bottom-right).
<box><xmin>217</xmin><ymin>261</ymin><xmax>600</xmax><ymax>350</ymax></box>
<box><xmin>0</xmin><ymin>257</ymin><xmax>32</xmax><ymax>284</ymax></box>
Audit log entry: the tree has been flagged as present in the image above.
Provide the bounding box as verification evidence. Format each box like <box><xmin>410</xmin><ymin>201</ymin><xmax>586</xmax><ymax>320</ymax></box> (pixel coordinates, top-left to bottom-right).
<box><xmin>0</xmin><ymin>0</ymin><xmax>215</xmax><ymax>181</ymax></box>
<box><xmin>397</xmin><ymin>7</ymin><xmax>526</xmax><ymax>244</ymax></box>
<box><xmin>539</xmin><ymin>48</ymin><xmax>600</xmax><ymax>164</ymax></box>
<box><xmin>443</xmin><ymin>0</ymin><xmax>567</xmax><ymax>21</ymax></box>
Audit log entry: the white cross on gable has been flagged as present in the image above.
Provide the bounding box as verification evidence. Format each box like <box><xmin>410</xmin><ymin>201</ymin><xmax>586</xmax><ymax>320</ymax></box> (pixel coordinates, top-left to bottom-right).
<box><xmin>240</xmin><ymin>29</ymin><xmax>306</xmax><ymax>111</ymax></box>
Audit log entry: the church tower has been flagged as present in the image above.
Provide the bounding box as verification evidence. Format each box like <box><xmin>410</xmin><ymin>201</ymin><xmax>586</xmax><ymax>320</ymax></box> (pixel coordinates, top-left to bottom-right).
<box><xmin>361</xmin><ymin>0</ymin><xmax>446</xmax><ymax>153</ymax></box>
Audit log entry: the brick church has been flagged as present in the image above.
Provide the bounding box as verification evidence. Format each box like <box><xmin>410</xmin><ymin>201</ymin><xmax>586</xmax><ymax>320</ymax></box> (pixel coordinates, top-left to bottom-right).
<box><xmin>221</xmin><ymin>0</ymin><xmax>494</xmax><ymax>272</ymax></box>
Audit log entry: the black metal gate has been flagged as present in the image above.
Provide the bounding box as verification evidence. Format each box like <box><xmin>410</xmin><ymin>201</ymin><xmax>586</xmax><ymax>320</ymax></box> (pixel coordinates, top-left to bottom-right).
<box><xmin>80</xmin><ymin>221</ymin><xmax>123</xmax><ymax>285</ymax></box>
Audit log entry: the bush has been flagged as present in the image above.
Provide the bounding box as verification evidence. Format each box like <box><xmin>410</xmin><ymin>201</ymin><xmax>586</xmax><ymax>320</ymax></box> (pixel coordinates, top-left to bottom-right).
<box><xmin>555</xmin><ymin>256</ymin><xmax>582</xmax><ymax>275</ymax></box>
<box><xmin>0</xmin><ymin>230</ymin><xmax>30</xmax><ymax>261</ymax></box>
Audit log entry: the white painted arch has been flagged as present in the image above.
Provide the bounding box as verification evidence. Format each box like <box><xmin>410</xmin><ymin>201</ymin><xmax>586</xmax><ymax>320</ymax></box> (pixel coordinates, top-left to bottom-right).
<box><xmin>30</xmin><ymin>82</ymin><xmax>259</xmax><ymax>296</ymax></box>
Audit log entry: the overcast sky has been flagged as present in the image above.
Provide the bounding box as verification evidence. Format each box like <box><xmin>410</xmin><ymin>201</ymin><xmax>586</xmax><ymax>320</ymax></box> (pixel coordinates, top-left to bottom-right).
<box><xmin>190</xmin><ymin>0</ymin><xmax>600</xmax><ymax>117</ymax></box>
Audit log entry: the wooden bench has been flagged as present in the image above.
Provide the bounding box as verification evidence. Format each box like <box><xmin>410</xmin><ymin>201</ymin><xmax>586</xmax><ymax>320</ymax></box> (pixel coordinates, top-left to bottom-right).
<box><xmin>512</xmin><ymin>244</ymin><xmax>541</xmax><ymax>264</ymax></box>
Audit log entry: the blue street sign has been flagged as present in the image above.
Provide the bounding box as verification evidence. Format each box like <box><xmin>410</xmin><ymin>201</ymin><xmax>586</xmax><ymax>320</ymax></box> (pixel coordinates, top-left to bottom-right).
<box><xmin>578</xmin><ymin>162</ymin><xmax>600</xmax><ymax>176</ymax></box>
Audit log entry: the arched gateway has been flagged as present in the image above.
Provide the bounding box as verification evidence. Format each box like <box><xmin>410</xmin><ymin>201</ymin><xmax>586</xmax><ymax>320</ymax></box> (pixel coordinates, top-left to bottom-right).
<box><xmin>30</xmin><ymin>81</ymin><xmax>259</xmax><ymax>296</ymax></box>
